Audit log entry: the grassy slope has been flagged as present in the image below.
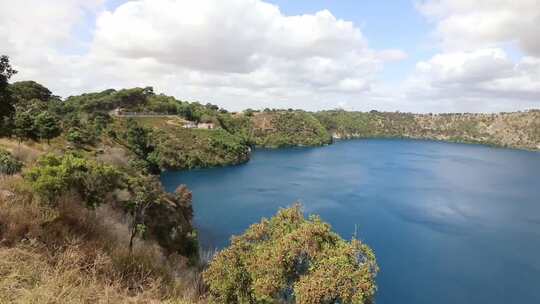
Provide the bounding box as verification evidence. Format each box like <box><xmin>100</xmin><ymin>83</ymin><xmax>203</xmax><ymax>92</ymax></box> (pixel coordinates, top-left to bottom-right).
<box><xmin>0</xmin><ymin>174</ymin><xmax>202</xmax><ymax>304</ymax></box>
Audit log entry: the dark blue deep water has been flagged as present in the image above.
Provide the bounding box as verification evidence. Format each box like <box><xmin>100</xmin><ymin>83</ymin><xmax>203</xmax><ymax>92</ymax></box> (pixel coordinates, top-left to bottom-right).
<box><xmin>161</xmin><ymin>139</ymin><xmax>540</xmax><ymax>304</ymax></box>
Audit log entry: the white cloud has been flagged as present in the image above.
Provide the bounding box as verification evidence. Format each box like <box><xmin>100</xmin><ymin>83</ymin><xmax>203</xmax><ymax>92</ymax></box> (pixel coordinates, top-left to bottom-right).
<box><xmin>406</xmin><ymin>0</ymin><xmax>540</xmax><ymax>112</ymax></box>
<box><xmin>0</xmin><ymin>0</ymin><xmax>104</xmax><ymax>52</ymax></box>
<box><xmin>2</xmin><ymin>0</ymin><xmax>408</xmax><ymax>111</ymax></box>
<box><xmin>87</xmin><ymin>0</ymin><xmax>387</xmax><ymax>107</ymax></box>
<box><xmin>404</xmin><ymin>48</ymin><xmax>540</xmax><ymax>112</ymax></box>
<box><xmin>92</xmin><ymin>3</ymin><xmax>372</xmax><ymax>74</ymax></box>
<box><xmin>2</xmin><ymin>0</ymin><xmax>537</xmax><ymax>113</ymax></box>
<box><xmin>0</xmin><ymin>0</ymin><xmax>105</xmax><ymax>92</ymax></box>
<box><xmin>414</xmin><ymin>49</ymin><xmax>513</xmax><ymax>84</ymax></box>
<box><xmin>417</xmin><ymin>0</ymin><xmax>540</xmax><ymax>56</ymax></box>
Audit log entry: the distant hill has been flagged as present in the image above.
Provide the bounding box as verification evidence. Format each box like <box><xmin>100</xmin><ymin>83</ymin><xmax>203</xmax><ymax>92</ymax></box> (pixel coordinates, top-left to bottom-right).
<box><xmin>315</xmin><ymin>110</ymin><xmax>540</xmax><ymax>151</ymax></box>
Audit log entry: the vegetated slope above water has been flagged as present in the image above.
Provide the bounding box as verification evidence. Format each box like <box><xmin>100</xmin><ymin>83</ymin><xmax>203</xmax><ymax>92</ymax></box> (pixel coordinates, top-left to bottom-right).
<box><xmin>123</xmin><ymin>116</ymin><xmax>251</xmax><ymax>170</ymax></box>
<box><xmin>315</xmin><ymin>110</ymin><xmax>540</xmax><ymax>150</ymax></box>
<box><xmin>249</xmin><ymin>111</ymin><xmax>332</xmax><ymax>147</ymax></box>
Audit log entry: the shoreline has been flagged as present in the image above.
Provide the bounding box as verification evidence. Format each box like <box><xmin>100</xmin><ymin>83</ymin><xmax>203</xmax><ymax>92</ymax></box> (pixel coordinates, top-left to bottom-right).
<box><xmin>161</xmin><ymin>136</ymin><xmax>540</xmax><ymax>175</ymax></box>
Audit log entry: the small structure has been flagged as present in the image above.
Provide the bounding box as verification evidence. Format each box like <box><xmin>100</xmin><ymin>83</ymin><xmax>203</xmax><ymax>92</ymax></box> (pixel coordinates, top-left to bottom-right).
<box><xmin>183</xmin><ymin>121</ymin><xmax>197</xmax><ymax>129</ymax></box>
<box><xmin>197</xmin><ymin>122</ymin><xmax>215</xmax><ymax>130</ymax></box>
<box><xmin>183</xmin><ymin>122</ymin><xmax>215</xmax><ymax>129</ymax></box>
<box><xmin>110</xmin><ymin>108</ymin><xmax>180</xmax><ymax>118</ymax></box>
<box><xmin>111</xmin><ymin>108</ymin><xmax>124</xmax><ymax>116</ymax></box>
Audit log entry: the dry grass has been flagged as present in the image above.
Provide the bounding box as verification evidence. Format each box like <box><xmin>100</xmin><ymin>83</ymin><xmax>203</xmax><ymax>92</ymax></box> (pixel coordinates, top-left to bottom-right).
<box><xmin>0</xmin><ymin>245</ymin><xmax>168</xmax><ymax>304</ymax></box>
<box><xmin>0</xmin><ymin>138</ymin><xmax>45</xmax><ymax>164</ymax></box>
<box><xmin>0</xmin><ymin>244</ymin><xmax>205</xmax><ymax>303</ymax></box>
<box><xmin>97</xmin><ymin>146</ymin><xmax>132</xmax><ymax>169</ymax></box>
<box><xmin>0</xmin><ymin>176</ymin><xmax>207</xmax><ymax>304</ymax></box>
<box><xmin>0</xmin><ymin>176</ymin><xmax>55</xmax><ymax>247</ymax></box>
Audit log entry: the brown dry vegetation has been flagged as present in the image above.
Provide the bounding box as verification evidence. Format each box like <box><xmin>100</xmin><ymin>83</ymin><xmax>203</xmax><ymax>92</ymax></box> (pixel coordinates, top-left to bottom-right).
<box><xmin>0</xmin><ymin>138</ymin><xmax>46</xmax><ymax>164</ymax></box>
<box><xmin>0</xmin><ymin>175</ymin><xmax>206</xmax><ymax>304</ymax></box>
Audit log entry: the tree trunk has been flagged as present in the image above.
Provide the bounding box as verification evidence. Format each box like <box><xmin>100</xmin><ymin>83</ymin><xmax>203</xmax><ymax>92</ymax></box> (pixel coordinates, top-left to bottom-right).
<box><xmin>129</xmin><ymin>226</ymin><xmax>136</xmax><ymax>253</ymax></box>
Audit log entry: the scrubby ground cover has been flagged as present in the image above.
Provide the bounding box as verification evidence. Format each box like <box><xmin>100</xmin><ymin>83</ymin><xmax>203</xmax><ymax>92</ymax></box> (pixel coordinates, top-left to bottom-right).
<box><xmin>315</xmin><ymin>110</ymin><xmax>540</xmax><ymax>150</ymax></box>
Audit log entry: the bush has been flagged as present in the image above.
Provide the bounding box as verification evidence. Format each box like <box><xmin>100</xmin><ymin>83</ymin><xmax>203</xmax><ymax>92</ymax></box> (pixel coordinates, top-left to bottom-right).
<box><xmin>66</xmin><ymin>129</ymin><xmax>84</xmax><ymax>145</ymax></box>
<box><xmin>0</xmin><ymin>149</ymin><xmax>22</xmax><ymax>175</ymax></box>
<box><xmin>34</xmin><ymin>111</ymin><xmax>61</xmax><ymax>143</ymax></box>
<box><xmin>24</xmin><ymin>154</ymin><xmax>123</xmax><ymax>207</ymax></box>
<box><xmin>203</xmin><ymin>205</ymin><xmax>378</xmax><ymax>304</ymax></box>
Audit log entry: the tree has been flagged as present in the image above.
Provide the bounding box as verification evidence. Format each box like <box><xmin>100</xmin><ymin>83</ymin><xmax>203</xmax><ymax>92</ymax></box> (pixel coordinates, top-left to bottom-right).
<box><xmin>0</xmin><ymin>55</ymin><xmax>17</xmax><ymax>134</ymax></box>
<box><xmin>25</xmin><ymin>154</ymin><xmax>123</xmax><ymax>207</ymax></box>
<box><xmin>244</xmin><ymin>108</ymin><xmax>255</xmax><ymax>117</ymax></box>
<box><xmin>126</xmin><ymin>175</ymin><xmax>162</xmax><ymax>251</ymax></box>
<box><xmin>126</xmin><ymin>119</ymin><xmax>152</xmax><ymax>158</ymax></box>
<box><xmin>206</xmin><ymin>103</ymin><xmax>219</xmax><ymax>111</ymax></box>
<box><xmin>203</xmin><ymin>205</ymin><xmax>378</xmax><ymax>304</ymax></box>
<box><xmin>34</xmin><ymin>112</ymin><xmax>61</xmax><ymax>143</ymax></box>
<box><xmin>145</xmin><ymin>184</ymin><xmax>198</xmax><ymax>257</ymax></box>
<box><xmin>125</xmin><ymin>119</ymin><xmax>159</xmax><ymax>173</ymax></box>
<box><xmin>13</xmin><ymin>111</ymin><xmax>35</xmax><ymax>142</ymax></box>
<box><xmin>66</xmin><ymin>128</ymin><xmax>84</xmax><ymax>145</ymax></box>
<box><xmin>9</xmin><ymin>80</ymin><xmax>52</xmax><ymax>102</ymax></box>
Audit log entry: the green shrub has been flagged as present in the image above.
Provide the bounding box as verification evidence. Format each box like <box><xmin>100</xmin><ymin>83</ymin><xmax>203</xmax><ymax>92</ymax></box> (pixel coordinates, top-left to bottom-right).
<box><xmin>24</xmin><ymin>154</ymin><xmax>123</xmax><ymax>207</ymax></box>
<box><xmin>66</xmin><ymin>129</ymin><xmax>84</xmax><ymax>145</ymax></box>
<box><xmin>203</xmin><ymin>205</ymin><xmax>378</xmax><ymax>304</ymax></box>
<box><xmin>0</xmin><ymin>149</ymin><xmax>23</xmax><ymax>175</ymax></box>
<box><xmin>33</xmin><ymin>111</ymin><xmax>61</xmax><ymax>143</ymax></box>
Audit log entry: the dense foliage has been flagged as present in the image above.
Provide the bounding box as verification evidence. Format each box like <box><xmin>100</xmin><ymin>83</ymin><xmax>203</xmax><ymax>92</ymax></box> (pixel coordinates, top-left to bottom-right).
<box><xmin>24</xmin><ymin>154</ymin><xmax>123</xmax><ymax>207</ymax></box>
<box><xmin>117</xmin><ymin>117</ymin><xmax>250</xmax><ymax>170</ymax></box>
<box><xmin>151</xmin><ymin>127</ymin><xmax>250</xmax><ymax>169</ymax></box>
<box><xmin>204</xmin><ymin>205</ymin><xmax>378</xmax><ymax>304</ymax></box>
<box><xmin>64</xmin><ymin>86</ymin><xmax>224</xmax><ymax>123</ymax></box>
<box><xmin>0</xmin><ymin>56</ymin><xmax>17</xmax><ymax>135</ymax></box>
<box><xmin>220</xmin><ymin>111</ymin><xmax>333</xmax><ymax>148</ymax></box>
<box><xmin>10</xmin><ymin>80</ymin><xmax>54</xmax><ymax>102</ymax></box>
<box><xmin>12</xmin><ymin>101</ymin><xmax>61</xmax><ymax>143</ymax></box>
<box><xmin>0</xmin><ymin>149</ymin><xmax>22</xmax><ymax>175</ymax></box>
<box><xmin>251</xmin><ymin>111</ymin><xmax>332</xmax><ymax>147</ymax></box>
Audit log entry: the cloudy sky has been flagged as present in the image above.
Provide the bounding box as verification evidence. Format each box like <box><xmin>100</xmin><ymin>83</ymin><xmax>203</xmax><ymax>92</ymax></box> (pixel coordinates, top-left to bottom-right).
<box><xmin>1</xmin><ymin>0</ymin><xmax>539</xmax><ymax>112</ymax></box>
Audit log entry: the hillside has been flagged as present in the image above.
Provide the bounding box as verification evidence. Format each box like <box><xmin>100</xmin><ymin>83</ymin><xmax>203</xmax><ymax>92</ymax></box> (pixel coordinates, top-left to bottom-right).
<box><xmin>115</xmin><ymin>117</ymin><xmax>250</xmax><ymax>170</ymax></box>
<box><xmin>219</xmin><ymin>111</ymin><xmax>333</xmax><ymax>148</ymax></box>
<box><xmin>250</xmin><ymin>111</ymin><xmax>332</xmax><ymax>147</ymax></box>
<box><xmin>315</xmin><ymin>110</ymin><xmax>540</xmax><ymax>150</ymax></box>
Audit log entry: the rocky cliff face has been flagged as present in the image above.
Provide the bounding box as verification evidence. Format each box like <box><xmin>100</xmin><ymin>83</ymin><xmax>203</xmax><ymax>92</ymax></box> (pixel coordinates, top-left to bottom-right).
<box><xmin>316</xmin><ymin>110</ymin><xmax>540</xmax><ymax>150</ymax></box>
<box><xmin>410</xmin><ymin>111</ymin><xmax>540</xmax><ymax>150</ymax></box>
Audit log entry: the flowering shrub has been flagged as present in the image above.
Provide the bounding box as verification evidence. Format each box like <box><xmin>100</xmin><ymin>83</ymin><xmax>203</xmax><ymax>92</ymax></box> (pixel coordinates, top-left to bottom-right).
<box><xmin>203</xmin><ymin>205</ymin><xmax>378</xmax><ymax>304</ymax></box>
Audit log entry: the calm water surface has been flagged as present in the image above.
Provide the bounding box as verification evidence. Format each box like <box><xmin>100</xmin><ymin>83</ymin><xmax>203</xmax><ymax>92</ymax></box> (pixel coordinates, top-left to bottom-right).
<box><xmin>161</xmin><ymin>139</ymin><xmax>540</xmax><ymax>304</ymax></box>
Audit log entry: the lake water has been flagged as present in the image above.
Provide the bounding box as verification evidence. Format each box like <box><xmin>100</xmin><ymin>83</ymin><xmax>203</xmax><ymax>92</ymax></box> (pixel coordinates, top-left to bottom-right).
<box><xmin>161</xmin><ymin>139</ymin><xmax>540</xmax><ymax>304</ymax></box>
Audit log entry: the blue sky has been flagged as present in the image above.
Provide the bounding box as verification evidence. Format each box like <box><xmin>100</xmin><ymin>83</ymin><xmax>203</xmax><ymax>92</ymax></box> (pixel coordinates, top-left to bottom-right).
<box><xmin>269</xmin><ymin>0</ymin><xmax>434</xmax><ymax>83</ymax></box>
<box><xmin>2</xmin><ymin>0</ymin><xmax>539</xmax><ymax>113</ymax></box>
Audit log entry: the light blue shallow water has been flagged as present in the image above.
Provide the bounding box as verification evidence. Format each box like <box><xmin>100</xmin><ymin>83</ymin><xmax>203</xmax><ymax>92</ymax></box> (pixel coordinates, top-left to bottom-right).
<box><xmin>161</xmin><ymin>139</ymin><xmax>540</xmax><ymax>304</ymax></box>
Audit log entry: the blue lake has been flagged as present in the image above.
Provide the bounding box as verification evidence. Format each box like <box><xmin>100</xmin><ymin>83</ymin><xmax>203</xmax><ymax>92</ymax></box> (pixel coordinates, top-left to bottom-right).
<box><xmin>161</xmin><ymin>139</ymin><xmax>540</xmax><ymax>304</ymax></box>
